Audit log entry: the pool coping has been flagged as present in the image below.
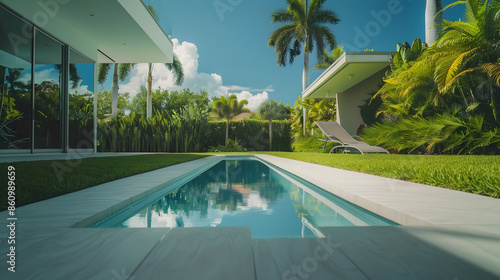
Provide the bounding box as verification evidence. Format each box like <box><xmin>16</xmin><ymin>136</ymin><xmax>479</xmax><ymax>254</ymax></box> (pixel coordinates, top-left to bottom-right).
<box><xmin>1</xmin><ymin>154</ymin><xmax>500</xmax><ymax>279</ymax></box>
<box><xmin>255</xmin><ymin>155</ymin><xmax>500</xmax><ymax>228</ymax></box>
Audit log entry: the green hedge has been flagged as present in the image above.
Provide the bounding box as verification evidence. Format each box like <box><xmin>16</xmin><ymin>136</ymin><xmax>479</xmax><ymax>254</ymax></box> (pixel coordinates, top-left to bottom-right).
<box><xmin>206</xmin><ymin>119</ymin><xmax>292</xmax><ymax>152</ymax></box>
<box><xmin>97</xmin><ymin>117</ymin><xmax>292</xmax><ymax>152</ymax></box>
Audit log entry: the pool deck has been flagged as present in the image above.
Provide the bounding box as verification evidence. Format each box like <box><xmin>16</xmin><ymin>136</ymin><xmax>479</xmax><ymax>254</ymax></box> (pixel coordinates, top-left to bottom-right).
<box><xmin>1</xmin><ymin>154</ymin><xmax>499</xmax><ymax>279</ymax></box>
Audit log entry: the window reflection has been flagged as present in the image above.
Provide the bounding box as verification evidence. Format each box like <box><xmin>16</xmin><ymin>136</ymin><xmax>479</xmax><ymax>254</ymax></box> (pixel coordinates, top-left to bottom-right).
<box><xmin>34</xmin><ymin>30</ymin><xmax>62</xmax><ymax>150</ymax></box>
<box><xmin>69</xmin><ymin>50</ymin><xmax>94</xmax><ymax>150</ymax></box>
<box><xmin>0</xmin><ymin>7</ymin><xmax>32</xmax><ymax>150</ymax></box>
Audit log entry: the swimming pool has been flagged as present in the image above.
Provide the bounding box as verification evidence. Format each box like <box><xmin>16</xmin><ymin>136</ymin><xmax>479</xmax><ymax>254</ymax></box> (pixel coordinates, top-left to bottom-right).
<box><xmin>94</xmin><ymin>157</ymin><xmax>396</xmax><ymax>238</ymax></box>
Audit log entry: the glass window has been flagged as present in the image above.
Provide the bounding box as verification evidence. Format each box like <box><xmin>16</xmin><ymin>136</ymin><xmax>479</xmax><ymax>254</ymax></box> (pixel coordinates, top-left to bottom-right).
<box><xmin>34</xmin><ymin>30</ymin><xmax>63</xmax><ymax>150</ymax></box>
<box><xmin>0</xmin><ymin>6</ymin><xmax>32</xmax><ymax>150</ymax></box>
<box><xmin>69</xmin><ymin>49</ymin><xmax>94</xmax><ymax>149</ymax></box>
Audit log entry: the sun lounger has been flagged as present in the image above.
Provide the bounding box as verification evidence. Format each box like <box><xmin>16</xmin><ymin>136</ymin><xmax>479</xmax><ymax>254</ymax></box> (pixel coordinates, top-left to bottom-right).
<box><xmin>315</xmin><ymin>121</ymin><xmax>389</xmax><ymax>154</ymax></box>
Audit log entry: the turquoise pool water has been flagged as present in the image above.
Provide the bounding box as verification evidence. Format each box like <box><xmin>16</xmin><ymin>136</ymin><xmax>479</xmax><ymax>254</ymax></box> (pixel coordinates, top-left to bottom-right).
<box><xmin>94</xmin><ymin>158</ymin><xmax>396</xmax><ymax>238</ymax></box>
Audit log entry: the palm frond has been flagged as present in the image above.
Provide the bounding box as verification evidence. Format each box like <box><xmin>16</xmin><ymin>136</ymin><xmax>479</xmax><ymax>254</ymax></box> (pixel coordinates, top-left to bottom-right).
<box><xmin>97</xmin><ymin>64</ymin><xmax>111</xmax><ymax>85</ymax></box>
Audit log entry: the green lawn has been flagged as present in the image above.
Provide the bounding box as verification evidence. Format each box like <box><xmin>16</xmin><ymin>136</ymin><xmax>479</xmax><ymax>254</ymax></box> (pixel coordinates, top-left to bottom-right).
<box><xmin>264</xmin><ymin>152</ymin><xmax>500</xmax><ymax>198</ymax></box>
<box><xmin>2</xmin><ymin>152</ymin><xmax>498</xmax><ymax>212</ymax></box>
<box><xmin>0</xmin><ymin>154</ymin><xmax>207</xmax><ymax>211</ymax></box>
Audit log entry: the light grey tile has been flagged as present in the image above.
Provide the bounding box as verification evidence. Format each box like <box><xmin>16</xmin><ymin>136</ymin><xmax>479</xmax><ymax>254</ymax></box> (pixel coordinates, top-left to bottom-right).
<box><xmin>252</xmin><ymin>238</ymin><xmax>368</xmax><ymax>280</ymax></box>
<box><xmin>0</xmin><ymin>228</ymin><xmax>170</xmax><ymax>280</ymax></box>
<box><xmin>320</xmin><ymin>226</ymin><xmax>500</xmax><ymax>280</ymax></box>
<box><xmin>131</xmin><ymin>227</ymin><xmax>255</xmax><ymax>280</ymax></box>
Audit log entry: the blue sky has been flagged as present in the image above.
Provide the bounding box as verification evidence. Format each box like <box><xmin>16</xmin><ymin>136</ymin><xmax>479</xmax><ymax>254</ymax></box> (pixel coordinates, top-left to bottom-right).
<box><xmin>111</xmin><ymin>0</ymin><xmax>465</xmax><ymax>110</ymax></box>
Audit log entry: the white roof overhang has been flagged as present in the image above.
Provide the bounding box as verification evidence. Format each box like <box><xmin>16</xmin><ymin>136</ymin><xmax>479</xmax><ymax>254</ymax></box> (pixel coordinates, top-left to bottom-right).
<box><xmin>303</xmin><ymin>52</ymin><xmax>392</xmax><ymax>99</ymax></box>
<box><xmin>1</xmin><ymin>0</ymin><xmax>173</xmax><ymax>63</ymax></box>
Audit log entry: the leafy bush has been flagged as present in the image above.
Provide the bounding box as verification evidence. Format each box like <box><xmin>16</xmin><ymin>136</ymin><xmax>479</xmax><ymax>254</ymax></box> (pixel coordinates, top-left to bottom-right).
<box><xmin>361</xmin><ymin>113</ymin><xmax>500</xmax><ymax>155</ymax></box>
<box><xmin>208</xmin><ymin>139</ymin><xmax>247</xmax><ymax>152</ymax></box>
<box><xmin>205</xmin><ymin>119</ymin><xmax>292</xmax><ymax>152</ymax></box>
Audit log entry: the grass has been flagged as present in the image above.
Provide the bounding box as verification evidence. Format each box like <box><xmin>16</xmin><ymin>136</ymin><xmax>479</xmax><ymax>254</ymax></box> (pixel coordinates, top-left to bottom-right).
<box><xmin>2</xmin><ymin>152</ymin><xmax>498</xmax><ymax>212</ymax></box>
<box><xmin>292</xmin><ymin>134</ymin><xmax>338</xmax><ymax>153</ymax></box>
<box><xmin>265</xmin><ymin>152</ymin><xmax>500</xmax><ymax>198</ymax></box>
<box><xmin>0</xmin><ymin>154</ymin><xmax>207</xmax><ymax>211</ymax></box>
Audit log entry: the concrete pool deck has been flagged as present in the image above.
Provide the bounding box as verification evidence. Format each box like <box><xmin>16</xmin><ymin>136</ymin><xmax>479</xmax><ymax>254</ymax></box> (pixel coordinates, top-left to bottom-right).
<box><xmin>1</xmin><ymin>154</ymin><xmax>499</xmax><ymax>279</ymax></box>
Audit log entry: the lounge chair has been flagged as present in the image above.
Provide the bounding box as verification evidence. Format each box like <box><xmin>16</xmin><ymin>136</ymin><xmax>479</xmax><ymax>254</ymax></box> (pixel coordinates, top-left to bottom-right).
<box><xmin>315</xmin><ymin>121</ymin><xmax>389</xmax><ymax>154</ymax></box>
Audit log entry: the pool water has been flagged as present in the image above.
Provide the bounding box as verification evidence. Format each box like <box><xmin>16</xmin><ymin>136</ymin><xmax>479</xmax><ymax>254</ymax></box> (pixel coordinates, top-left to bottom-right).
<box><xmin>94</xmin><ymin>159</ymin><xmax>396</xmax><ymax>238</ymax></box>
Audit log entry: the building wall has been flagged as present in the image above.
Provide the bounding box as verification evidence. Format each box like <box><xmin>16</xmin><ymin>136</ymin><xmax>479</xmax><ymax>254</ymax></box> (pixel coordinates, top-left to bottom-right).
<box><xmin>336</xmin><ymin>68</ymin><xmax>387</xmax><ymax>135</ymax></box>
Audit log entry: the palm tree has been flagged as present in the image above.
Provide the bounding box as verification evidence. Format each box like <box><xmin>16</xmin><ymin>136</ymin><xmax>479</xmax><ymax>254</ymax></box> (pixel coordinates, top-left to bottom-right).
<box><xmin>268</xmin><ymin>0</ymin><xmax>340</xmax><ymax>135</ymax></box>
<box><xmin>425</xmin><ymin>0</ymin><xmax>443</xmax><ymax>45</ymax></box>
<box><xmin>259</xmin><ymin>100</ymin><xmax>284</xmax><ymax>151</ymax></box>
<box><xmin>146</xmin><ymin>55</ymin><xmax>184</xmax><ymax>118</ymax></box>
<box><xmin>97</xmin><ymin>63</ymin><xmax>135</xmax><ymax>119</ymax></box>
<box><xmin>212</xmin><ymin>94</ymin><xmax>248</xmax><ymax>146</ymax></box>
<box><xmin>145</xmin><ymin>5</ymin><xmax>184</xmax><ymax>118</ymax></box>
<box><xmin>314</xmin><ymin>45</ymin><xmax>344</xmax><ymax>70</ymax></box>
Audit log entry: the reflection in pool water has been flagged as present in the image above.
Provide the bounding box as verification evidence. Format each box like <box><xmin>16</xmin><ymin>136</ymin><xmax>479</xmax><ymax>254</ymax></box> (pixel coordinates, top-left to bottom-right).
<box><xmin>101</xmin><ymin>159</ymin><xmax>396</xmax><ymax>238</ymax></box>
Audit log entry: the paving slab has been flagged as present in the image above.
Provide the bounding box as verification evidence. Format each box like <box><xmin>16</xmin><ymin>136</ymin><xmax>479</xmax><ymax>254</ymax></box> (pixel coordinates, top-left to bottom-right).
<box><xmin>131</xmin><ymin>227</ymin><xmax>256</xmax><ymax>280</ymax></box>
<box><xmin>0</xmin><ymin>228</ymin><xmax>171</xmax><ymax>280</ymax></box>
<box><xmin>252</xmin><ymin>238</ymin><xmax>368</xmax><ymax>280</ymax></box>
<box><xmin>320</xmin><ymin>226</ymin><xmax>500</xmax><ymax>280</ymax></box>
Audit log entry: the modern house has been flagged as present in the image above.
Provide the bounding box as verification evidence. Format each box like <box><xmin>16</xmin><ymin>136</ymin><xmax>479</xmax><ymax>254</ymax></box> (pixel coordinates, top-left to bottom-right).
<box><xmin>0</xmin><ymin>0</ymin><xmax>173</xmax><ymax>154</ymax></box>
<box><xmin>303</xmin><ymin>51</ymin><xmax>392</xmax><ymax>135</ymax></box>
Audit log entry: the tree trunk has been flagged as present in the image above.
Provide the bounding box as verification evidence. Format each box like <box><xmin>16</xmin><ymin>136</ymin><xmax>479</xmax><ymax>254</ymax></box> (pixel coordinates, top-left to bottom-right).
<box><xmin>425</xmin><ymin>0</ymin><xmax>443</xmax><ymax>45</ymax></box>
<box><xmin>147</xmin><ymin>63</ymin><xmax>153</xmax><ymax>118</ymax></box>
<box><xmin>111</xmin><ymin>63</ymin><xmax>119</xmax><ymax>119</ymax></box>
<box><xmin>302</xmin><ymin>51</ymin><xmax>310</xmax><ymax>136</ymax></box>
<box><xmin>225</xmin><ymin>119</ymin><xmax>229</xmax><ymax>146</ymax></box>
<box><xmin>269</xmin><ymin>118</ymin><xmax>273</xmax><ymax>151</ymax></box>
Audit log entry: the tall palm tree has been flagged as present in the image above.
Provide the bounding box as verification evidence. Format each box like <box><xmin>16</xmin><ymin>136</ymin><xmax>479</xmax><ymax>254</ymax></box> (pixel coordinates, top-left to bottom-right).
<box><xmin>268</xmin><ymin>0</ymin><xmax>340</xmax><ymax>135</ymax></box>
<box><xmin>313</xmin><ymin>45</ymin><xmax>344</xmax><ymax>70</ymax></box>
<box><xmin>259</xmin><ymin>100</ymin><xmax>284</xmax><ymax>151</ymax></box>
<box><xmin>425</xmin><ymin>0</ymin><xmax>443</xmax><ymax>45</ymax></box>
<box><xmin>145</xmin><ymin>5</ymin><xmax>184</xmax><ymax>118</ymax></box>
<box><xmin>146</xmin><ymin>55</ymin><xmax>184</xmax><ymax>118</ymax></box>
<box><xmin>97</xmin><ymin>63</ymin><xmax>135</xmax><ymax>119</ymax></box>
<box><xmin>212</xmin><ymin>94</ymin><xmax>248</xmax><ymax>146</ymax></box>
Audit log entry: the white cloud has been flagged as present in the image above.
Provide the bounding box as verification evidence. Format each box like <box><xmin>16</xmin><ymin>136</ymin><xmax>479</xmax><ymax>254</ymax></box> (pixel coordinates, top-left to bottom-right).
<box><xmin>118</xmin><ymin>38</ymin><xmax>269</xmax><ymax>110</ymax></box>
<box><xmin>233</xmin><ymin>91</ymin><xmax>269</xmax><ymax>111</ymax></box>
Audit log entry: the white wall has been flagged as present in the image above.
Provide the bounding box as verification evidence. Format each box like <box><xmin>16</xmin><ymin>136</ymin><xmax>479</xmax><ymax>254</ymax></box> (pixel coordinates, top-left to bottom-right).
<box><xmin>336</xmin><ymin>68</ymin><xmax>387</xmax><ymax>135</ymax></box>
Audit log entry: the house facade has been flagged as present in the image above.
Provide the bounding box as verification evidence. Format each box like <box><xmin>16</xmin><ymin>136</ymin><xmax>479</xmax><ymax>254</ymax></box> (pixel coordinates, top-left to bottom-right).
<box><xmin>303</xmin><ymin>52</ymin><xmax>392</xmax><ymax>135</ymax></box>
<box><xmin>0</xmin><ymin>0</ymin><xmax>173</xmax><ymax>154</ymax></box>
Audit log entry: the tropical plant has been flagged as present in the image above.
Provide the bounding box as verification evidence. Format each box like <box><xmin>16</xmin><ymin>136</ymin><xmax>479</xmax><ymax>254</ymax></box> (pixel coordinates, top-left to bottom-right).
<box><xmin>430</xmin><ymin>0</ymin><xmax>500</xmax><ymax>121</ymax></box>
<box><xmin>268</xmin><ymin>0</ymin><xmax>340</xmax><ymax>135</ymax></box>
<box><xmin>96</xmin><ymin>89</ymin><xmax>130</xmax><ymax>119</ymax></box>
<box><xmin>212</xmin><ymin>94</ymin><xmax>248</xmax><ymax>146</ymax></box>
<box><xmin>390</xmin><ymin>39</ymin><xmax>428</xmax><ymax>70</ymax></box>
<box><xmin>313</xmin><ymin>45</ymin><xmax>344</xmax><ymax>70</ymax></box>
<box><xmin>290</xmin><ymin>96</ymin><xmax>335</xmax><ymax>139</ymax></box>
<box><xmin>258</xmin><ymin>100</ymin><xmax>286</xmax><ymax>151</ymax></box>
<box><xmin>363</xmin><ymin>0</ymin><xmax>500</xmax><ymax>155</ymax></box>
<box><xmin>97</xmin><ymin>63</ymin><xmax>135</xmax><ymax>119</ymax></box>
<box><xmin>361</xmin><ymin>112</ymin><xmax>500</xmax><ymax>154</ymax></box>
